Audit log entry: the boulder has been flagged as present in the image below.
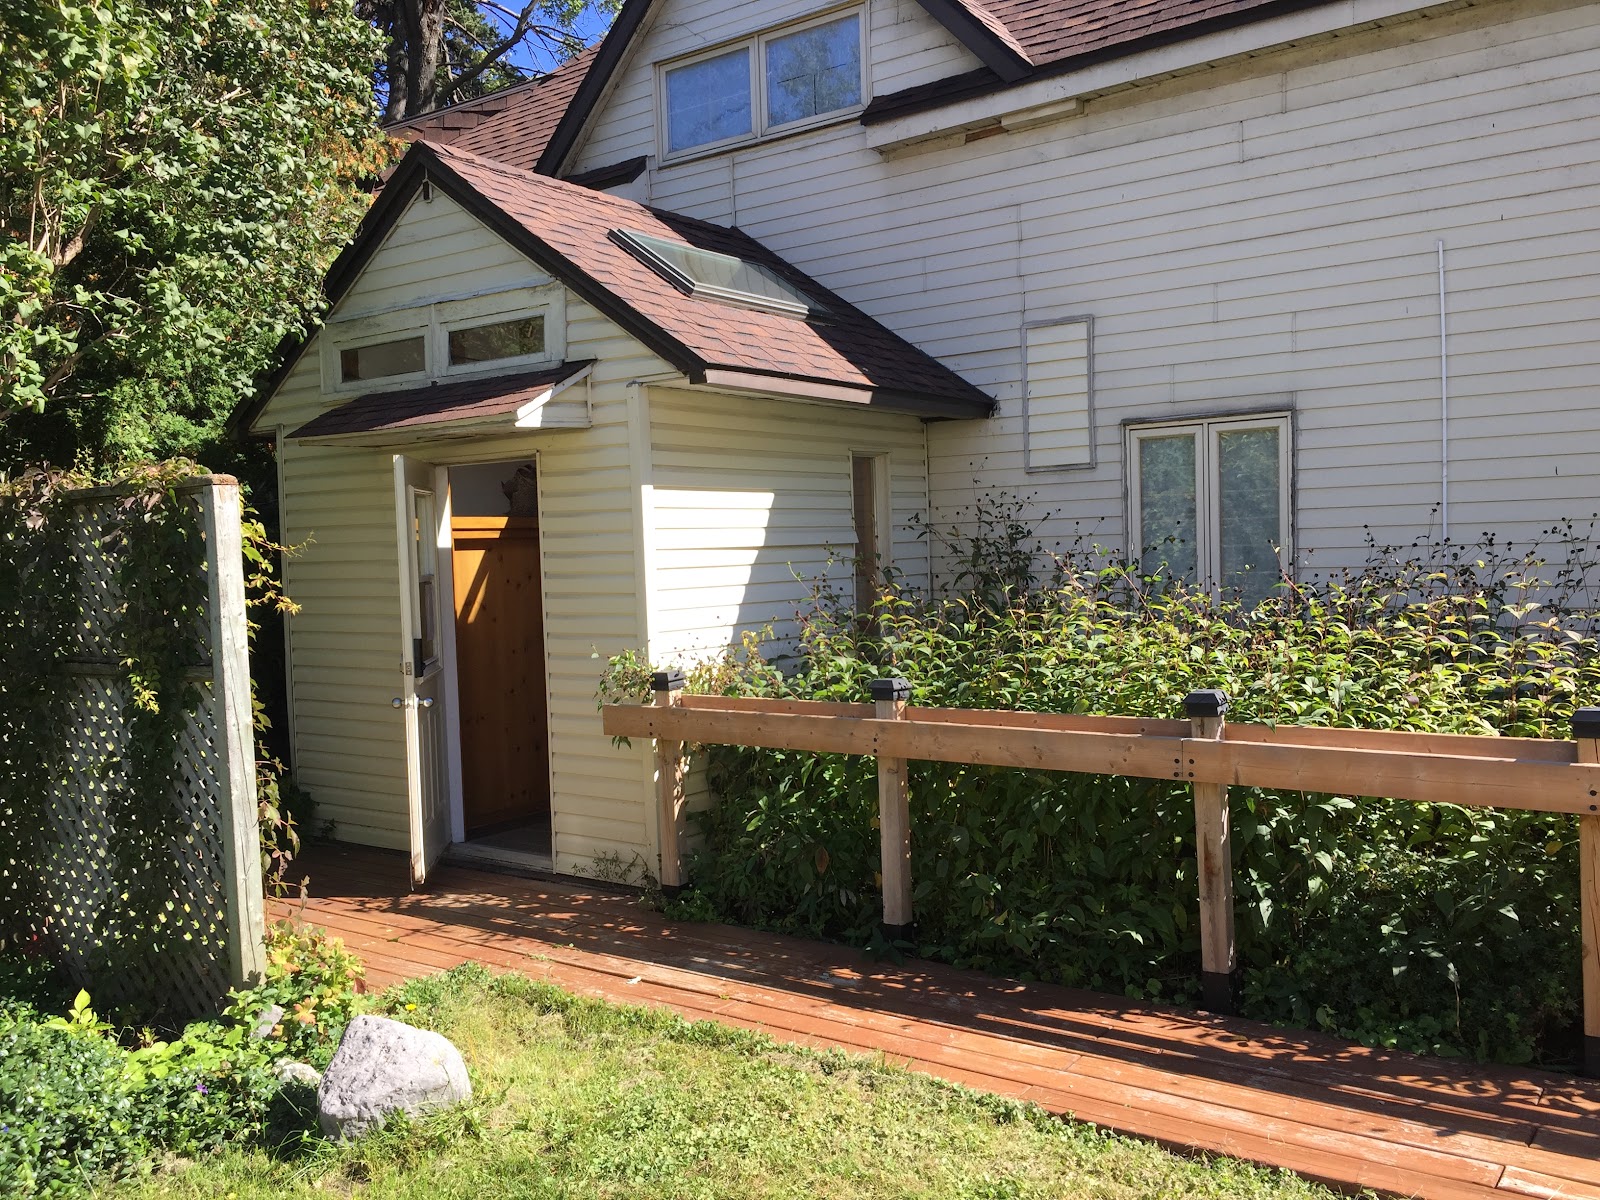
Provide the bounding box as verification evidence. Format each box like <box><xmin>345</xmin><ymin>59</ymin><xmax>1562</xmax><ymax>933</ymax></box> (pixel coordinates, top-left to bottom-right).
<box><xmin>316</xmin><ymin>1015</ymin><xmax>471</xmax><ymax>1139</ymax></box>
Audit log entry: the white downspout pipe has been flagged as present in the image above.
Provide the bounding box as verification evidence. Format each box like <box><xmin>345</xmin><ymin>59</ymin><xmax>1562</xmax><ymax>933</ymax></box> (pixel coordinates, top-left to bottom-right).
<box><xmin>1438</xmin><ymin>240</ymin><xmax>1450</xmax><ymax>542</ymax></box>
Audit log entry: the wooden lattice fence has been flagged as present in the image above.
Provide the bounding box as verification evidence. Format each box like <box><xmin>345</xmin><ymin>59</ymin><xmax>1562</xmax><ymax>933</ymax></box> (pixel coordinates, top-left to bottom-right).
<box><xmin>0</xmin><ymin>474</ymin><xmax>264</xmax><ymax>1018</ymax></box>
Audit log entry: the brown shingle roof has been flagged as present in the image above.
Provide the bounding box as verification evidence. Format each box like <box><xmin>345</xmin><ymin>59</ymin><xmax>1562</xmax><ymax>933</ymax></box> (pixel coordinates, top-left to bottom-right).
<box><xmin>422</xmin><ymin>142</ymin><xmax>993</xmax><ymax>415</ymax></box>
<box><xmin>389</xmin><ymin>47</ymin><xmax>599</xmax><ymax>173</ymax></box>
<box><xmin>869</xmin><ymin>0</ymin><xmax>1333</xmax><ymax>121</ymax></box>
<box><xmin>289</xmin><ymin>363</ymin><xmax>594</xmax><ymax>439</ymax></box>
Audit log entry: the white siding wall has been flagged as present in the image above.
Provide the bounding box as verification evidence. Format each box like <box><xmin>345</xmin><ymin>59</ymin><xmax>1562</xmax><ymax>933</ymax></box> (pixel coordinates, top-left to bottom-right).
<box><xmin>645</xmin><ymin>385</ymin><xmax>930</xmax><ymax>664</ymax></box>
<box><xmin>255</xmin><ymin>193</ymin><xmax>661</xmax><ymax>877</ymax></box>
<box><xmin>569</xmin><ymin>0</ymin><xmax>1600</xmax><ymax>575</ymax></box>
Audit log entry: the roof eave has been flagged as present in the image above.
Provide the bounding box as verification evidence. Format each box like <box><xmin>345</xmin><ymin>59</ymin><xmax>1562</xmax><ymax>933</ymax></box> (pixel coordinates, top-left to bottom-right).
<box><xmin>912</xmin><ymin>0</ymin><xmax>1032</xmax><ymax>82</ymax></box>
<box><xmin>696</xmin><ymin>367</ymin><xmax>994</xmax><ymax>421</ymax></box>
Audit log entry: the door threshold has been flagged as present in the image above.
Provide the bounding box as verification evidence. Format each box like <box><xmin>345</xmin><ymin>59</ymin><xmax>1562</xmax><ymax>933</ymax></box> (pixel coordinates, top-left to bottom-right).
<box><xmin>446</xmin><ymin>840</ymin><xmax>555</xmax><ymax>875</ymax></box>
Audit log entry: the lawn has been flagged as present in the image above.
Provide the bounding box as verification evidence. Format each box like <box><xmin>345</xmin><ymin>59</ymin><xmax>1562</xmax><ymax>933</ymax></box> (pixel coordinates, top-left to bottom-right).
<box><xmin>111</xmin><ymin>964</ymin><xmax>1351</xmax><ymax>1200</ymax></box>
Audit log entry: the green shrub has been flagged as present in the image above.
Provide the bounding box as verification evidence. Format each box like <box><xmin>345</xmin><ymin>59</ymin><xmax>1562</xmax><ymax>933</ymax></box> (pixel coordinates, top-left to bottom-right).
<box><xmin>620</xmin><ymin>504</ymin><xmax>1600</xmax><ymax>1067</ymax></box>
<box><xmin>0</xmin><ymin>923</ymin><xmax>364</xmax><ymax>1194</ymax></box>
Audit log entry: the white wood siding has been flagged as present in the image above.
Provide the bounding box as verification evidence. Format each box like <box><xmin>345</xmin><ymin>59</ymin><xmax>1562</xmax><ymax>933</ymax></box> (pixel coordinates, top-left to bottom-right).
<box><xmin>253</xmin><ymin>194</ymin><xmax>661</xmax><ymax>877</ymax></box>
<box><xmin>645</xmin><ymin>385</ymin><xmax>930</xmax><ymax>663</ymax></box>
<box><xmin>1025</xmin><ymin>319</ymin><xmax>1093</xmax><ymax>470</ymax></box>
<box><xmin>569</xmin><ymin>0</ymin><xmax>1600</xmax><ymax>575</ymax></box>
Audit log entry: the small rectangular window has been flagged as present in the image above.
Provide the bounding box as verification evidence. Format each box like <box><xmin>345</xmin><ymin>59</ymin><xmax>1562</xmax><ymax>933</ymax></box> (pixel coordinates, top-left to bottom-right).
<box><xmin>664</xmin><ymin>48</ymin><xmax>752</xmax><ymax>154</ymax></box>
<box><xmin>1024</xmin><ymin>318</ymin><xmax>1092</xmax><ymax>470</ymax></box>
<box><xmin>411</xmin><ymin>489</ymin><xmax>440</xmax><ymax>667</ymax></box>
<box><xmin>1128</xmin><ymin>414</ymin><xmax>1290</xmax><ymax>604</ymax></box>
<box><xmin>765</xmin><ymin>13</ymin><xmax>862</xmax><ymax>128</ymax></box>
<box><xmin>448</xmin><ymin>315</ymin><xmax>547</xmax><ymax>366</ymax></box>
<box><xmin>340</xmin><ymin>336</ymin><xmax>425</xmax><ymax>383</ymax></box>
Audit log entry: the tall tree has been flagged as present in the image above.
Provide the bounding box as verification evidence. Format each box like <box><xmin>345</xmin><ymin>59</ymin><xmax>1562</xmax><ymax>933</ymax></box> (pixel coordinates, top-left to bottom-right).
<box><xmin>0</xmin><ymin>0</ymin><xmax>392</xmax><ymax>470</ymax></box>
<box><xmin>366</xmin><ymin>0</ymin><xmax>618</xmax><ymax>122</ymax></box>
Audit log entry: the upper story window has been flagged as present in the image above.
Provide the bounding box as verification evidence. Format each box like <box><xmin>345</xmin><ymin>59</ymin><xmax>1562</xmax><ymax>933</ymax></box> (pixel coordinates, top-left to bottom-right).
<box><xmin>660</xmin><ymin>8</ymin><xmax>865</xmax><ymax>159</ymax></box>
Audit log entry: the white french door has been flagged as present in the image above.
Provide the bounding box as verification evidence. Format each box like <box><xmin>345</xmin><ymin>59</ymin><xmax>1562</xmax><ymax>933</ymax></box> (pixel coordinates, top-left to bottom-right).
<box><xmin>394</xmin><ymin>455</ymin><xmax>451</xmax><ymax>886</ymax></box>
<box><xmin>1127</xmin><ymin>414</ymin><xmax>1291</xmax><ymax>604</ymax></box>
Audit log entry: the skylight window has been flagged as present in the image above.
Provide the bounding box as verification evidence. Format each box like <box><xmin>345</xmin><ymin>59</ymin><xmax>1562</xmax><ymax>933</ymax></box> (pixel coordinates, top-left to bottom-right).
<box><xmin>611</xmin><ymin>228</ymin><xmax>828</xmax><ymax>320</ymax></box>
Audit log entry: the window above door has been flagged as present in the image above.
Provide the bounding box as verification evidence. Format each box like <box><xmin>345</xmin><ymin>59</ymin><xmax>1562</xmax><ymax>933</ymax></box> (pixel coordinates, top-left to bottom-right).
<box><xmin>1127</xmin><ymin>413</ymin><xmax>1292</xmax><ymax>605</ymax></box>
<box><xmin>658</xmin><ymin>7</ymin><xmax>867</xmax><ymax>160</ymax></box>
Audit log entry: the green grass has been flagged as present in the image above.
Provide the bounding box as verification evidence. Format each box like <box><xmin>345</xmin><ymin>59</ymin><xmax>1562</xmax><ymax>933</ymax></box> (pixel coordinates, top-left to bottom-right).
<box><xmin>111</xmin><ymin>965</ymin><xmax>1352</xmax><ymax>1200</ymax></box>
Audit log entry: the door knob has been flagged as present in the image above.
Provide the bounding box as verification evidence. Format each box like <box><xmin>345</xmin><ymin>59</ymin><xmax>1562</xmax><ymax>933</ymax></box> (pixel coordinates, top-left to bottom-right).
<box><xmin>392</xmin><ymin>697</ymin><xmax>405</xmax><ymax>708</ymax></box>
<box><xmin>419</xmin><ymin>697</ymin><xmax>435</xmax><ymax>709</ymax></box>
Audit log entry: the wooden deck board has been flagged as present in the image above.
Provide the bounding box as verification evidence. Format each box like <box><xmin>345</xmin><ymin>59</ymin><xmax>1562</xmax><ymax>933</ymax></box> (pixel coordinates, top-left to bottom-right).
<box><xmin>269</xmin><ymin>844</ymin><xmax>1600</xmax><ymax>1200</ymax></box>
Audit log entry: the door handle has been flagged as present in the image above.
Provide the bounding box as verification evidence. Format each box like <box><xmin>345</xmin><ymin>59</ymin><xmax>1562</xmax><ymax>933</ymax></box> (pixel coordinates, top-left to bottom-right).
<box><xmin>392</xmin><ymin>697</ymin><xmax>405</xmax><ymax>708</ymax></box>
<box><xmin>392</xmin><ymin>696</ymin><xmax>436</xmax><ymax>709</ymax></box>
<box><xmin>419</xmin><ymin>697</ymin><xmax>435</xmax><ymax>709</ymax></box>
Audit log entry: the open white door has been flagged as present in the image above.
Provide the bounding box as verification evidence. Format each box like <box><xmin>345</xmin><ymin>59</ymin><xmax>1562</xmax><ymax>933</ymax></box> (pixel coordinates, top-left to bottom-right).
<box><xmin>394</xmin><ymin>455</ymin><xmax>451</xmax><ymax>886</ymax></box>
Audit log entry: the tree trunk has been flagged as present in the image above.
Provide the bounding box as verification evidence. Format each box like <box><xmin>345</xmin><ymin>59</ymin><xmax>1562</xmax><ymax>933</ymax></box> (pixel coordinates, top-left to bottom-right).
<box><xmin>398</xmin><ymin>0</ymin><xmax>448</xmax><ymax>117</ymax></box>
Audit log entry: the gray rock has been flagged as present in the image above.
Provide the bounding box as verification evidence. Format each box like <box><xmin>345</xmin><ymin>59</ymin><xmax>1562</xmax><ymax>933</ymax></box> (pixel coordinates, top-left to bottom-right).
<box><xmin>316</xmin><ymin>1015</ymin><xmax>471</xmax><ymax>1139</ymax></box>
<box><xmin>273</xmin><ymin>1059</ymin><xmax>322</xmax><ymax>1088</ymax></box>
<box><xmin>251</xmin><ymin>1004</ymin><xmax>284</xmax><ymax>1040</ymax></box>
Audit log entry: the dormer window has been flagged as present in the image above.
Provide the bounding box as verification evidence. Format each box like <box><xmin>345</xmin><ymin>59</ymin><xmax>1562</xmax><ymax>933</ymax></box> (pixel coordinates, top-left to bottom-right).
<box><xmin>659</xmin><ymin>8</ymin><xmax>865</xmax><ymax>159</ymax></box>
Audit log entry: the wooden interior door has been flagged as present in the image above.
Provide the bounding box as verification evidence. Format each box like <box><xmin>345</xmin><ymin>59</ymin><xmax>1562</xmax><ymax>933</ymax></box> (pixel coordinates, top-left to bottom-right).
<box><xmin>450</xmin><ymin>515</ymin><xmax>550</xmax><ymax>836</ymax></box>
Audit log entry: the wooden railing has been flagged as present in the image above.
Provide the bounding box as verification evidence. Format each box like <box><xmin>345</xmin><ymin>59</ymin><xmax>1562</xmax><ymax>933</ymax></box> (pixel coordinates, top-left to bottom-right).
<box><xmin>604</xmin><ymin>674</ymin><xmax>1600</xmax><ymax>1070</ymax></box>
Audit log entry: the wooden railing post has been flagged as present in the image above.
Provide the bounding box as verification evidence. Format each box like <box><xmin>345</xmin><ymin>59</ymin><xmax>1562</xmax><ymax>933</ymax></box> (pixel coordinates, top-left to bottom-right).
<box><xmin>1575</xmin><ymin>707</ymin><xmax>1600</xmax><ymax>1074</ymax></box>
<box><xmin>871</xmin><ymin>677</ymin><xmax>914</xmax><ymax>939</ymax></box>
<box><xmin>1185</xmin><ymin>689</ymin><xmax>1236</xmax><ymax>1014</ymax></box>
<box><xmin>653</xmin><ymin>670</ymin><xmax>687</xmax><ymax>894</ymax></box>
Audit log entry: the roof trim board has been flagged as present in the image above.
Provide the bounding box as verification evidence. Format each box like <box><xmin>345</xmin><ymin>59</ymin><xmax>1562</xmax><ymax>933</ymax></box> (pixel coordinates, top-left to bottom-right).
<box><xmin>912</xmin><ymin>0</ymin><xmax>1033</xmax><ymax>81</ymax></box>
<box><xmin>535</xmin><ymin>0</ymin><xmax>663</xmax><ymax>175</ymax></box>
<box><xmin>565</xmin><ymin>155</ymin><xmax>649</xmax><ymax>190</ymax></box>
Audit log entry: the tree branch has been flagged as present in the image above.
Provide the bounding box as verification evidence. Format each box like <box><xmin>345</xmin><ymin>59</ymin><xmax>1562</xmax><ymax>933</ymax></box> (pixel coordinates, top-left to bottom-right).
<box><xmin>438</xmin><ymin>0</ymin><xmax>544</xmax><ymax>104</ymax></box>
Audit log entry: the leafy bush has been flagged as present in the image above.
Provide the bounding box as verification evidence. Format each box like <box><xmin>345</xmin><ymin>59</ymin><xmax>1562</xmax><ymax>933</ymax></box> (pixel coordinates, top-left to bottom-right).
<box><xmin>621</xmin><ymin>503</ymin><xmax>1600</xmax><ymax>1066</ymax></box>
<box><xmin>0</xmin><ymin>923</ymin><xmax>364</xmax><ymax>1195</ymax></box>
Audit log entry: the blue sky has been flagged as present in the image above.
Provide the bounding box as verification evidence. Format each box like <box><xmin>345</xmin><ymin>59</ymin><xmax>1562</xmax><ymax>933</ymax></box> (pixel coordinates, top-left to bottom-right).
<box><xmin>501</xmin><ymin>3</ymin><xmax>619</xmax><ymax>74</ymax></box>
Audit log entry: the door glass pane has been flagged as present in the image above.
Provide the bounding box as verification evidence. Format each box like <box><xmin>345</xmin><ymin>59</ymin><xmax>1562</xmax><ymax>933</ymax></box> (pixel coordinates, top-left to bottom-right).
<box><xmin>765</xmin><ymin>14</ymin><xmax>862</xmax><ymax>128</ymax></box>
<box><xmin>412</xmin><ymin>490</ymin><xmax>438</xmax><ymax>665</ymax></box>
<box><xmin>664</xmin><ymin>48</ymin><xmax>752</xmax><ymax>153</ymax></box>
<box><xmin>1217</xmin><ymin>427</ymin><xmax>1282</xmax><ymax>605</ymax></box>
<box><xmin>1138</xmin><ymin>434</ymin><xmax>1198</xmax><ymax>584</ymax></box>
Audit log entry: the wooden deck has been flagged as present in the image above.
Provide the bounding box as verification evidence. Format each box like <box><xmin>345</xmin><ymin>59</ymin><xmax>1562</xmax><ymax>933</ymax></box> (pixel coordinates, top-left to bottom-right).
<box><xmin>271</xmin><ymin>844</ymin><xmax>1600</xmax><ymax>1200</ymax></box>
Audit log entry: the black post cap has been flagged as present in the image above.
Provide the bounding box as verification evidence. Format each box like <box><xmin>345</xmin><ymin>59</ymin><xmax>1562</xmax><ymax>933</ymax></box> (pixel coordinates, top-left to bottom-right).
<box><xmin>1184</xmin><ymin>689</ymin><xmax>1229</xmax><ymax>719</ymax></box>
<box><xmin>869</xmin><ymin>677</ymin><xmax>912</xmax><ymax>703</ymax></box>
<box><xmin>651</xmin><ymin>669</ymin><xmax>686</xmax><ymax>692</ymax></box>
<box><xmin>1575</xmin><ymin>707</ymin><xmax>1600</xmax><ymax>741</ymax></box>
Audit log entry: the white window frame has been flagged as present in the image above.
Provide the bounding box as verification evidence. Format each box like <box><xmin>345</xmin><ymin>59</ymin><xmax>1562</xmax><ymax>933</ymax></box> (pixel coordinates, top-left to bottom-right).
<box><xmin>656</xmin><ymin>5</ymin><xmax>869</xmax><ymax>163</ymax></box>
<box><xmin>1125</xmin><ymin>412</ymin><xmax>1293</xmax><ymax>590</ymax></box>
<box><xmin>321</xmin><ymin>283</ymin><xmax>564</xmax><ymax>394</ymax></box>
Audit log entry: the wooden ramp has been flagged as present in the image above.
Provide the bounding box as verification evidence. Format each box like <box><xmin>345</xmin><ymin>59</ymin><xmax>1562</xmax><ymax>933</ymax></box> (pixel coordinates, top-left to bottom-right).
<box><xmin>270</xmin><ymin>845</ymin><xmax>1600</xmax><ymax>1200</ymax></box>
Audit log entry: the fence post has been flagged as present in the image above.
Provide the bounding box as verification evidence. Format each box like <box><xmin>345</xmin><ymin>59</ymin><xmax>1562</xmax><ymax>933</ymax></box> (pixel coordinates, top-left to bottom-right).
<box><xmin>198</xmin><ymin>478</ymin><xmax>267</xmax><ymax>990</ymax></box>
<box><xmin>653</xmin><ymin>670</ymin><xmax>687</xmax><ymax>894</ymax></box>
<box><xmin>871</xmin><ymin>677</ymin><xmax>914</xmax><ymax>939</ymax></box>
<box><xmin>1185</xmin><ymin>689</ymin><xmax>1235</xmax><ymax>1014</ymax></box>
<box><xmin>1575</xmin><ymin>708</ymin><xmax>1600</xmax><ymax>1074</ymax></box>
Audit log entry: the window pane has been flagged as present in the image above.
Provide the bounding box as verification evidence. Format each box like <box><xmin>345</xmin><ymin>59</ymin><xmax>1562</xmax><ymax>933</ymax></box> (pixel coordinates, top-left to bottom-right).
<box><xmin>612</xmin><ymin>228</ymin><xmax>825</xmax><ymax>318</ymax></box>
<box><xmin>1138</xmin><ymin>434</ymin><xmax>1198</xmax><ymax>583</ymax></box>
<box><xmin>1218</xmin><ymin>427</ymin><xmax>1282</xmax><ymax>604</ymax></box>
<box><xmin>449</xmin><ymin>315</ymin><xmax>546</xmax><ymax>366</ymax></box>
<box><xmin>766</xmin><ymin>14</ymin><xmax>862</xmax><ymax>127</ymax></box>
<box><xmin>340</xmin><ymin>336</ymin><xmax>425</xmax><ymax>383</ymax></box>
<box><xmin>665</xmin><ymin>48</ymin><xmax>752</xmax><ymax>153</ymax></box>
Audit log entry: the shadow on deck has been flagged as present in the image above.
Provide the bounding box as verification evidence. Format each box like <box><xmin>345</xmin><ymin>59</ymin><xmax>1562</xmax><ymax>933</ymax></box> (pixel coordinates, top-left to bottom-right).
<box><xmin>269</xmin><ymin>842</ymin><xmax>1600</xmax><ymax>1200</ymax></box>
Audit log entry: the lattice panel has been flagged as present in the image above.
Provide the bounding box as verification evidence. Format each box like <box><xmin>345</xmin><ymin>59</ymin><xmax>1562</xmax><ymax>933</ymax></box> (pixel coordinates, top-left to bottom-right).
<box><xmin>0</xmin><ymin>487</ymin><xmax>241</xmax><ymax>1020</ymax></box>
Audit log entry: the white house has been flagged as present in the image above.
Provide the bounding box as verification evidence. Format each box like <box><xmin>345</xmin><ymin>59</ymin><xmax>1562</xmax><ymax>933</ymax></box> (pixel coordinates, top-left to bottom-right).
<box><xmin>239</xmin><ymin>0</ymin><xmax>1600</xmax><ymax>883</ymax></box>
